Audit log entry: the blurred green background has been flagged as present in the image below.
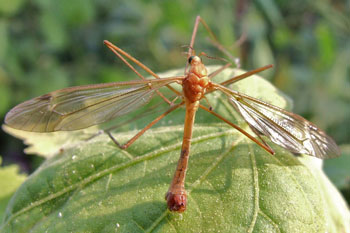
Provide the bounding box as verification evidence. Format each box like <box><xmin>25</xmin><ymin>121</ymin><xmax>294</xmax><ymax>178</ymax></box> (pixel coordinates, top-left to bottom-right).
<box><xmin>0</xmin><ymin>0</ymin><xmax>349</xmax><ymax>203</ymax></box>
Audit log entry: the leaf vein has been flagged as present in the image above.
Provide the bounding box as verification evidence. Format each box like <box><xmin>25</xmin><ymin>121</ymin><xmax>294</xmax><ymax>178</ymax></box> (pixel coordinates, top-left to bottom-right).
<box><xmin>187</xmin><ymin>136</ymin><xmax>245</xmax><ymax>192</ymax></box>
<box><xmin>145</xmin><ymin>211</ymin><xmax>168</xmax><ymax>233</ymax></box>
<box><xmin>258</xmin><ymin>209</ymin><xmax>281</xmax><ymax>232</ymax></box>
<box><xmin>3</xmin><ymin>129</ymin><xmax>235</xmax><ymax>228</ymax></box>
<box><xmin>146</xmin><ymin>131</ymin><xmax>244</xmax><ymax>232</ymax></box>
<box><xmin>131</xmin><ymin>218</ymin><xmax>145</xmax><ymax>231</ymax></box>
<box><xmin>247</xmin><ymin>144</ymin><xmax>260</xmax><ymax>233</ymax></box>
<box><xmin>268</xmin><ymin>154</ymin><xmax>318</xmax><ymax>218</ymax></box>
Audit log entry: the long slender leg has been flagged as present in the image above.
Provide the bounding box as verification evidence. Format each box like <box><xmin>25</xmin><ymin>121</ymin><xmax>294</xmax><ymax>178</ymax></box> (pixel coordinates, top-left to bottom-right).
<box><xmin>104</xmin><ymin>41</ymin><xmax>181</xmax><ymax>98</ymax></box>
<box><xmin>199</xmin><ymin>104</ymin><xmax>275</xmax><ymax>154</ymax></box>
<box><xmin>86</xmin><ymin>101</ymin><xmax>167</xmax><ymax>141</ymax></box>
<box><xmin>105</xmin><ymin>42</ymin><xmax>171</xmax><ymax>104</ymax></box>
<box><xmin>205</xmin><ymin>64</ymin><xmax>274</xmax><ymax>97</ymax></box>
<box><xmin>187</xmin><ymin>16</ymin><xmax>201</xmax><ymax>58</ymax></box>
<box><xmin>207</xmin><ymin>37</ymin><xmax>240</xmax><ymax>64</ymax></box>
<box><xmin>220</xmin><ymin>64</ymin><xmax>273</xmax><ymax>87</ymax></box>
<box><xmin>105</xmin><ymin>101</ymin><xmax>165</xmax><ymax>133</ymax></box>
<box><xmin>208</xmin><ymin>62</ymin><xmax>232</xmax><ymax>79</ymax></box>
<box><xmin>188</xmin><ymin>16</ymin><xmax>241</xmax><ymax>63</ymax></box>
<box><xmin>204</xmin><ymin>64</ymin><xmax>273</xmax><ymax>120</ymax></box>
<box><xmin>249</xmin><ymin>126</ymin><xmax>274</xmax><ymax>153</ymax></box>
<box><xmin>185</xmin><ymin>15</ymin><xmax>219</xmax><ymax>74</ymax></box>
<box><xmin>108</xmin><ymin>102</ymin><xmax>184</xmax><ymax>150</ymax></box>
<box><xmin>188</xmin><ymin>16</ymin><xmax>219</xmax><ymax>57</ymax></box>
<box><xmin>188</xmin><ymin>17</ymin><xmax>273</xmax><ymax>89</ymax></box>
<box><xmin>183</xmin><ymin>16</ymin><xmax>201</xmax><ymax>74</ymax></box>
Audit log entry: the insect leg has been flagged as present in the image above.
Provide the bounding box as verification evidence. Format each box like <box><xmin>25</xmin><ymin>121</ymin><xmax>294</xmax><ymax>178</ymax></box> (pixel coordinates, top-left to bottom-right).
<box><xmin>191</xmin><ymin>16</ymin><xmax>242</xmax><ymax>63</ymax></box>
<box><xmin>219</xmin><ymin>64</ymin><xmax>273</xmax><ymax>87</ymax></box>
<box><xmin>104</xmin><ymin>40</ymin><xmax>182</xmax><ymax>103</ymax></box>
<box><xmin>199</xmin><ymin>104</ymin><xmax>275</xmax><ymax>155</ymax></box>
<box><xmin>249</xmin><ymin>126</ymin><xmax>275</xmax><ymax>154</ymax></box>
<box><xmin>208</xmin><ymin>62</ymin><xmax>232</xmax><ymax>79</ymax></box>
<box><xmin>107</xmin><ymin>102</ymin><xmax>184</xmax><ymax>150</ymax></box>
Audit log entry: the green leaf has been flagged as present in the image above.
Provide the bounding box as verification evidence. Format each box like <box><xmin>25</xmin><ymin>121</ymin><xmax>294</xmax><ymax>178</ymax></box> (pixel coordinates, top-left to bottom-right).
<box><xmin>302</xmin><ymin>156</ymin><xmax>350</xmax><ymax>232</ymax></box>
<box><xmin>2</xmin><ymin>125</ymin><xmax>100</xmax><ymax>158</ymax></box>
<box><xmin>39</xmin><ymin>11</ymin><xmax>68</xmax><ymax>50</ymax></box>
<box><xmin>2</xmin><ymin>67</ymin><xmax>349</xmax><ymax>232</ymax></box>
<box><xmin>0</xmin><ymin>157</ymin><xmax>26</xmax><ymax>223</ymax></box>
<box><xmin>0</xmin><ymin>83</ymin><xmax>10</xmax><ymax>116</ymax></box>
<box><xmin>0</xmin><ymin>0</ymin><xmax>25</xmax><ymax>16</ymax></box>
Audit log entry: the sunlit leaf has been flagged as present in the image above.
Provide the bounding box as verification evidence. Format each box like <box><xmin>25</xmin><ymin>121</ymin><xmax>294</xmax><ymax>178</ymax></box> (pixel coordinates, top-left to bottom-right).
<box><xmin>0</xmin><ymin>157</ymin><xmax>26</xmax><ymax>222</ymax></box>
<box><xmin>2</xmin><ymin>125</ymin><xmax>99</xmax><ymax>158</ymax></box>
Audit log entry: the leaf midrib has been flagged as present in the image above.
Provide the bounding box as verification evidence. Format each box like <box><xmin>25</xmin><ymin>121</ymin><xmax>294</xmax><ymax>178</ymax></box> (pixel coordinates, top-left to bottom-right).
<box><xmin>145</xmin><ymin>134</ymin><xmax>247</xmax><ymax>233</ymax></box>
<box><xmin>2</xmin><ymin>127</ymin><xmax>237</xmax><ymax>228</ymax></box>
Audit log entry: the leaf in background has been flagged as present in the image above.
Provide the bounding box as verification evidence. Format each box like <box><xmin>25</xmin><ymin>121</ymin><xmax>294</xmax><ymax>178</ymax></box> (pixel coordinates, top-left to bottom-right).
<box><xmin>59</xmin><ymin>0</ymin><xmax>95</xmax><ymax>27</ymax></box>
<box><xmin>0</xmin><ymin>157</ymin><xmax>26</xmax><ymax>223</ymax></box>
<box><xmin>1</xmin><ymin>67</ymin><xmax>349</xmax><ymax>232</ymax></box>
<box><xmin>315</xmin><ymin>22</ymin><xmax>336</xmax><ymax>67</ymax></box>
<box><xmin>0</xmin><ymin>20</ymin><xmax>8</xmax><ymax>62</ymax></box>
<box><xmin>0</xmin><ymin>83</ymin><xmax>10</xmax><ymax>116</ymax></box>
<box><xmin>39</xmin><ymin>11</ymin><xmax>68</xmax><ymax>50</ymax></box>
<box><xmin>252</xmin><ymin>39</ymin><xmax>275</xmax><ymax>78</ymax></box>
<box><xmin>324</xmin><ymin>145</ymin><xmax>350</xmax><ymax>189</ymax></box>
<box><xmin>0</xmin><ymin>0</ymin><xmax>25</xmax><ymax>16</ymax></box>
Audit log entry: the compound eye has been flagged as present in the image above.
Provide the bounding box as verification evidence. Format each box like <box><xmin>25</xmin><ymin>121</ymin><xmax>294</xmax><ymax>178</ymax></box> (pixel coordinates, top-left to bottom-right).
<box><xmin>188</xmin><ymin>56</ymin><xmax>194</xmax><ymax>64</ymax></box>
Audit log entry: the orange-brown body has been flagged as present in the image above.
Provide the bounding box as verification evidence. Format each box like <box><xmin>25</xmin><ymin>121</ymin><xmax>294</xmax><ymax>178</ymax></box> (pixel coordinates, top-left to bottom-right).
<box><xmin>166</xmin><ymin>55</ymin><xmax>211</xmax><ymax>212</ymax></box>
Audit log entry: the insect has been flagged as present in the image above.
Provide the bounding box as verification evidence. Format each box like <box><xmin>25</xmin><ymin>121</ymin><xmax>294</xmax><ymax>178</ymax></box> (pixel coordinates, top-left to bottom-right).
<box><xmin>5</xmin><ymin>16</ymin><xmax>340</xmax><ymax>212</ymax></box>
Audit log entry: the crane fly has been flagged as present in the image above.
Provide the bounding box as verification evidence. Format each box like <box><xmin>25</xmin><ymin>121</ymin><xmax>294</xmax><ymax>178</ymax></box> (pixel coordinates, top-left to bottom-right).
<box><xmin>4</xmin><ymin>16</ymin><xmax>340</xmax><ymax>212</ymax></box>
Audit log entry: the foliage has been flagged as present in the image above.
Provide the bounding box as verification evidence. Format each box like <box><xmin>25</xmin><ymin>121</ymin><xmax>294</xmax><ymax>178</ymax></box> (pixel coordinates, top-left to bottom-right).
<box><xmin>0</xmin><ymin>157</ymin><xmax>26</xmax><ymax>222</ymax></box>
<box><xmin>324</xmin><ymin>145</ymin><xmax>350</xmax><ymax>190</ymax></box>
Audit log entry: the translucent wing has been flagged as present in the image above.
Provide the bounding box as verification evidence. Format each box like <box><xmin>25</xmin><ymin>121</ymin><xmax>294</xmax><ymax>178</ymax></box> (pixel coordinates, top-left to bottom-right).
<box><xmin>215</xmin><ymin>84</ymin><xmax>340</xmax><ymax>159</ymax></box>
<box><xmin>5</xmin><ymin>78</ymin><xmax>180</xmax><ymax>132</ymax></box>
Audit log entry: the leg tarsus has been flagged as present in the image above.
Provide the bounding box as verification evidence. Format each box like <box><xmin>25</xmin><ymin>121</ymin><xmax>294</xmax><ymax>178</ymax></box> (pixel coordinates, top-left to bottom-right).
<box><xmin>106</xmin><ymin>102</ymin><xmax>184</xmax><ymax>150</ymax></box>
<box><xmin>103</xmin><ymin>40</ymin><xmax>182</xmax><ymax>103</ymax></box>
<box><xmin>107</xmin><ymin>131</ymin><xmax>127</xmax><ymax>149</ymax></box>
<box><xmin>199</xmin><ymin>104</ymin><xmax>275</xmax><ymax>155</ymax></box>
<box><xmin>195</xmin><ymin>16</ymin><xmax>241</xmax><ymax>64</ymax></box>
<box><xmin>219</xmin><ymin>64</ymin><xmax>274</xmax><ymax>87</ymax></box>
<box><xmin>208</xmin><ymin>62</ymin><xmax>232</xmax><ymax>79</ymax></box>
<box><xmin>249</xmin><ymin>124</ymin><xmax>275</xmax><ymax>155</ymax></box>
